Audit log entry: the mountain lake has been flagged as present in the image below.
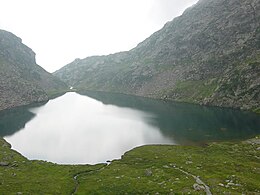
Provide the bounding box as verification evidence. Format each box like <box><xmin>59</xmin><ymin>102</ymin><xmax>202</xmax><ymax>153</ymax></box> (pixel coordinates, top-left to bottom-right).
<box><xmin>1</xmin><ymin>91</ymin><xmax>259</xmax><ymax>164</ymax></box>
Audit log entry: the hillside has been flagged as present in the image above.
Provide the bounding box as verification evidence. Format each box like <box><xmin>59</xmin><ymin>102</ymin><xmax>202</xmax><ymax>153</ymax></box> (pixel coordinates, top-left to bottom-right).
<box><xmin>54</xmin><ymin>0</ymin><xmax>260</xmax><ymax>112</ymax></box>
<box><xmin>0</xmin><ymin>30</ymin><xmax>67</xmax><ymax>111</ymax></box>
<box><xmin>0</xmin><ymin>136</ymin><xmax>259</xmax><ymax>194</ymax></box>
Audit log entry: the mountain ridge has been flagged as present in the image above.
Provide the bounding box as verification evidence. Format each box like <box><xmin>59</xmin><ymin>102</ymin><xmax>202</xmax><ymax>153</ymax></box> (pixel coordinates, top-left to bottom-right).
<box><xmin>54</xmin><ymin>0</ymin><xmax>260</xmax><ymax>112</ymax></box>
<box><xmin>0</xmin><ymin>29</ymin><xmax>68</xmax><ymax>111</ymax></box>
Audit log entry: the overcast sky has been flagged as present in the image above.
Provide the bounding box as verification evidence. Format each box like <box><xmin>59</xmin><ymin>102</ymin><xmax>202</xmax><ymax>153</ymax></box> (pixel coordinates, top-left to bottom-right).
<box><xmin>0</xmin><ymin>0</ymin><xmax>198</xmax><ymax>72</ymax></box>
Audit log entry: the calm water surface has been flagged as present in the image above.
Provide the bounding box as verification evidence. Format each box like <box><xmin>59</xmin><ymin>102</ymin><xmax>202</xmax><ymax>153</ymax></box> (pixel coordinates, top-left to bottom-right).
<box><xmin>1</xmin><ymin>91</ymin><xmax>259</xmax><ymax>164</ymax></box>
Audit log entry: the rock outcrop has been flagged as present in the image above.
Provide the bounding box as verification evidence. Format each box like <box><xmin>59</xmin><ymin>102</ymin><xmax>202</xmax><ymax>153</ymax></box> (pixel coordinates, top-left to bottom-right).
<box><xmin>0</xmin><ymin>30</ymin><xmax>67</xmax><ymax>111</ymax></box>
<box><xmin>54</xmin><ymin>0</ymin><xmax>260</xmax><ymax>112</ymax></box>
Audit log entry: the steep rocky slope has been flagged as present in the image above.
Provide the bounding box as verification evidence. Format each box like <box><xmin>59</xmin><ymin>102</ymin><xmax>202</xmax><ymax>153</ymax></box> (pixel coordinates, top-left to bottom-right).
<box><xmin>54</xmin><ymin>0</ymin><xmax>260</xmax><ymax>112</ymax></box>
<box><xmin>0</xmin><ymin>30</ymin><xmax>67</xmax><ymax>111</ymax></box>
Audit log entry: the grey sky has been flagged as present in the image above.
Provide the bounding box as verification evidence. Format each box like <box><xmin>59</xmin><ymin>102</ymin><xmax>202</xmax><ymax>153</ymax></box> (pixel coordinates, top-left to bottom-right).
<box><xmin>0</xmin><ymin>0</ymin><xmax>198</xmax><ymax>72</ymax></box>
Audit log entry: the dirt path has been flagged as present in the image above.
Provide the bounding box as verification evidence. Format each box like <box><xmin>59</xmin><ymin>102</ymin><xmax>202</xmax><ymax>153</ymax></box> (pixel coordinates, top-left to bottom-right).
<box><xmin>174</xmin><ymin>166</ymin><xmax>212</xmax><ymax>195</ymax></box>
<box><xmin>71</xmin><ymin>164</ymin><xmax>108</xmax><ymax>195</ymax></box>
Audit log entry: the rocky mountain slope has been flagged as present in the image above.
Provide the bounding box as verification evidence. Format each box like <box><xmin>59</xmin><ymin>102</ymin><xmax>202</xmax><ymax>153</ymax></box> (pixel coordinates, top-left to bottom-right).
<box><xmin>54</xmin><ymin>0</ymin><xmax>260</xmax><ymax>112</ymax></box>
<box><xmin>0</xmin><ymin>30</ymin><xmax>67</xmax><ymax>111</ymax></box>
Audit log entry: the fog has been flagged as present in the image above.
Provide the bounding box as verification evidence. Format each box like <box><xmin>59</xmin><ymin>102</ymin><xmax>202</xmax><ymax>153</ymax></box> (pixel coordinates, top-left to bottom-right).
<box><xmin>0</xmin><ymin>0</ymin><xmax>198</xmax><ymax>72</ymax></box>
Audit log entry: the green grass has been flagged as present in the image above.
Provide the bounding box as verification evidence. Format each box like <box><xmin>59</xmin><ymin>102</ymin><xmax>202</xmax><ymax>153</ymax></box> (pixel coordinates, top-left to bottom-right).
<box><xmin>0</xmin><ymin>136</ymin><xmax>259</xmax><ymax>194</ymax></box>
<box><xmin>46</xmin><ymin>89</ymin><xmax>69</xmax><ymax>99</ymax></box>
<box><xmin>76</xmin><ymin>139</ymin><xmax>260</xmax><ymax>194</ymax></box>
<box><xmin>0</xmin><ymin>138</ymin><xmax>105</xmax><ymax>194</ymax></box>
<box><xmin>159</xmin><ymin>79</ymin><xmax>218</xmax><ymax>103</ymax></box>
<box><xmin>253</xmin><ymin>108</ymin><xmax>260</xmax><ymax>114</ymax></box>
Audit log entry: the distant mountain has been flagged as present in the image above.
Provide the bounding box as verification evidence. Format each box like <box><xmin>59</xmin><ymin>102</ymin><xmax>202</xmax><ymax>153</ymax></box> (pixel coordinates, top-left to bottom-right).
<box><xmin>54</xmin><ymin>0</ymin><xmax>260</xmax><ymax>112</ymax></box>
<box><xmin>0</xmin><ymin>30</ymin><xmax>67</xmax><ymax>111</ymax></box>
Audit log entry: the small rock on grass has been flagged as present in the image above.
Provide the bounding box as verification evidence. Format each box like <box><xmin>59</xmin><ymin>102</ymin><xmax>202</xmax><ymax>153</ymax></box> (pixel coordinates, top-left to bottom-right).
<box><xmin>145</xmin><ymin>169</ymin><xmax>153</xmax><ymax>176</ymax></box>
<box><xmin>0</xmin><ymin>161</ymin><xmax>9</xmax><ymax>166</ymax></box>
<box><xmin>193</xmin><ymin>183</ymin><xmax>205</xmax><ymax>191</ymax></box>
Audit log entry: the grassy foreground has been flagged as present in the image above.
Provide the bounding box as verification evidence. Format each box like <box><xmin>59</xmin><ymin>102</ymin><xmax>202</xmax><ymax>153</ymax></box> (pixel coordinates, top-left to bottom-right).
<box><xmin>0</xmin><ymin>137</ymin><xmax>259</xmax><ymax>194</ymax></box>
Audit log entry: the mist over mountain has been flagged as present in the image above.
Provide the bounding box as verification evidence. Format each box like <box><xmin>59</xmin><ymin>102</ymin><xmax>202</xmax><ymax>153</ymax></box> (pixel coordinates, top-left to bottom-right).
<box><xmin>0</xmin><ymin>30</ymin><xmax>67</xmax><ymax>111</ymax></box>
<box><xmin>54</xmin><ymin>0</ymin><xmax>260</xmax><ymax>112</ymax></box>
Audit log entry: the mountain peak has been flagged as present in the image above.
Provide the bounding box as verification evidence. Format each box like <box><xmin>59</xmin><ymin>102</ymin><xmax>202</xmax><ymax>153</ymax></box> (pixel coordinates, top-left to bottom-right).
<box><xmin>54</xmin><ymin>0</ymin><xmax>260</xmax><ymax>112</ymax></box>
<box><xmin>0</xmin><ymin>29</ymin><xmax>67</xmax><ymax>111</ymax></box>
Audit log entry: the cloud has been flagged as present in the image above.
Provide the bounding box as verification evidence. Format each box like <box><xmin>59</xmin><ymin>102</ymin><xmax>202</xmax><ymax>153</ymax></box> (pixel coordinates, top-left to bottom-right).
<box><xmin>0</xmin><ymin>0</ymin><xmax>198</xmax><ymax>72</ymax></box>
<box><xmin>149</xmin><ymin>0</ymin><xmax>199</xmax><ymax>25</ymax></box>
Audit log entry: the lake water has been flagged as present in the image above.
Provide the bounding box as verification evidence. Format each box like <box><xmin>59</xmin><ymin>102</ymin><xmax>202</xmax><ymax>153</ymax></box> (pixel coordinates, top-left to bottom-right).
<box><xmin>1</xmin><ymin>91</ymin><xmax>260</xmax><ymax>164</ymax></box>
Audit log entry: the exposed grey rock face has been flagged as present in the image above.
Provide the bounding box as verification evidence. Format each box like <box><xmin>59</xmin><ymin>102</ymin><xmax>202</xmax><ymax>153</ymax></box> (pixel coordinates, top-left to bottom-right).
<box><xmin>54</xmin><ymin>0</ymin><xmax>260</xmax><ymax>112</ymax></box>
<box><xmin>0</xmin><ymin>161</ymin><xmax>9</xmax><ymax>166</ymax></box>
<box><xmin>0</xmin><ymin>30</ymin><xmax>67</xmax><ymax>111</ymax></box>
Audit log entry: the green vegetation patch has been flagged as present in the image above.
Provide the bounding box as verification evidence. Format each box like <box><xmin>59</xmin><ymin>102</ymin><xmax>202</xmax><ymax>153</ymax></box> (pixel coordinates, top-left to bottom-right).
<box><xmin>75</xmin><ymin>139</ymin><xmax>260</xmax><ymax>194</ymax></box>
<box><xmin>253</xmin><ymin>108</ymin><xmax>260</xmax><ymax>114</ymax></box>
<box><xmin>0</xmin><ymin>136</ymin><xmax>259</xmax><ymax>194</ymax></box>
<box><xmin>46</xmin><ymin>89</ymin><xmax>69</xmax><ymax>99</ymax></box>
<box><xmin>160</xmin><ymin>79</ymin><xmax>218</xmax><ymax>103</ymax></box>
<box><xmin>0</xmin><ymin>138</ymin><xmax>105</xmax><ymax>194</ymax></box>
<box><xmin>76</xmin><ymin>138</ymin><xmax>260</xmax><ymax>194</ymax></box>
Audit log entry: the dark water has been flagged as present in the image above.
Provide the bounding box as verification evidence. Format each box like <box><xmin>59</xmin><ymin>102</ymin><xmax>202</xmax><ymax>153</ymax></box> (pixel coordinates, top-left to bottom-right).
<box><xmin>1</xmin><ymin>91</ymin><xmax>259</xmax><ymax>164</ymax></box>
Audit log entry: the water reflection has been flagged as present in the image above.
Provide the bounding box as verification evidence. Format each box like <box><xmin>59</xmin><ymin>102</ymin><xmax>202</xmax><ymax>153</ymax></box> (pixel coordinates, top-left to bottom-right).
<box><xmin>0</xmin><ymin>104</ymin><xmax>45</xmax><ymax>137</ymax></box>
<box><xmin>1</xmin><ymin>91</ymin><xmax>260</xmax><ymax>164</ymax></box>
<box><xmin>80</xmin><ymin>91</ymin><xmax>260</xmax><ymax>144</ymax></box>
<box><xmin>4</xmin><ymin>93</ymin><xmax>172</xmax><ymax>164</ymax></box>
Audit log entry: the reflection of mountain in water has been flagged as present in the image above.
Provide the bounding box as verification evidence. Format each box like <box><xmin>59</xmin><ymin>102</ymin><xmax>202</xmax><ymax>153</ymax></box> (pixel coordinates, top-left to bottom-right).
<box><xmin>0</xmin><ymin>103</ymin><xmax>45</xmax><ymax>137</ymax></box>
<box><xmin>79</xmin><ymin>91</ymin><xmax>260</xmax><ymax>144</ymax></box>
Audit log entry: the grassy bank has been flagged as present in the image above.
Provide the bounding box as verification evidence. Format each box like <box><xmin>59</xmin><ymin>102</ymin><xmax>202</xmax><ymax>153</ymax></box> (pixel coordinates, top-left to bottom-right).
<box><xmin>0</xmin><ymin>138</ymin><xmax>105</xmax><ymax>194</ymax></box>
<box><xmin>0</xmin><ymin>137</ymin><xmax>259</xmax><ymax>194</ymax></box>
